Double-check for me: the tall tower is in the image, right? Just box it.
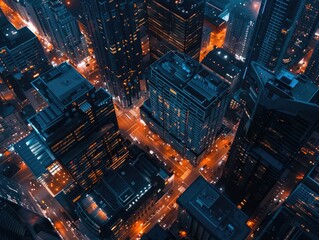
[15,63,129,202]
[283,0,319,67]
[254,164,319,239]
[82,0,143,107]
[42,1,88,65]
[250,0,305,72]
[140,52,230,164]
[148,0,204,62]
[305,41,319,85]
[224,2,258,62]
[220,61,319,215]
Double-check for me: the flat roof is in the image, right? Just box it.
[14,132,55,177]
[32,63,94,107]
[0,15,36,51]
[152,51,230,108]
[252,62,319,103]
[177,176,250,240]
[77,163,152,227]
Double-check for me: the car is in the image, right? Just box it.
[200,164,207,171]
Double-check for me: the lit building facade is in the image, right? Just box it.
[82,0,143,107]
[254,164,319,239]
[148,0,204,61]
[283,0,319,67]
[250,0,305,72]
[305,41,319,85]
[0,11,49,77]
[43,1,88,65]
[177,177,250,240]
[141,52,230,164]
[15,63,129,202]
[224,2,257,62]
[220,62,319,215]
[0,174,60,239]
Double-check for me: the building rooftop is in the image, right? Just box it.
[153,51,230,108]
[202,48,242,82]
[77,163,152,227]
[256,205,319,239]
[141,224,175,240]
[252,62,319,103]
[155,0,205,17]
[177,176,250,240]
[14,132,55,178]
[0,13,36,51]
[32,63,94,107]
[76,152,167,235]
[0,174,31,210]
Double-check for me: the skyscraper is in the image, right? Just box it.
[250,0,305,72]
[141,51,230,164]
[224,2,258,62]
[0,174,60,239]
[177,176,251,240]
[15,63,129,201]
[0,10,49,77]
[220,61,319,215]
[148,0,204,61]
[283,0,319,67]
[305,41,319,85]
[254,164,319,239]
[42,1,88,65]
[82,0,143,107]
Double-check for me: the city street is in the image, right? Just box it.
[116,106,235,239]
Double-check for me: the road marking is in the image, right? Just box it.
[124,113,132,120]
[181,169,191,180]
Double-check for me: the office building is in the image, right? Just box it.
[15,63,129,202]
[141,52,230,164]
[0,10,49,77]
[142,224,176,240]
[305,41,319,85]
[202,48,242,91]
[224,2,257,62]
[283,0,319,67]
[0,174,60,239]
[250,0,305,72]
[254,164,319,239]
[148,0,204,61]
[76,153,166,239]
[82,0,143,107]
[177,176,250,240]
[23,0,48,36]
[0,103,29,151]
[42,1,87,65]
[220,62,319,215]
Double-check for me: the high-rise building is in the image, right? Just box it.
[224,2,258,62]
[250,0,305,72]
[0,103,29,151]
[177,176,251,240]
[0,10,50,77]
[220,61,319,215]
[254,164,319,239]
[76,153,167,239]
[141,51,230,164]
[15,63,129,202]
[23,0,48,36]
[0,174,60,239]
[283,0,319,67]
[148,0,204,61]
[202,48,243,91]
[305,41,319,85]
[42,1,87,65]
[81,0,143,107]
